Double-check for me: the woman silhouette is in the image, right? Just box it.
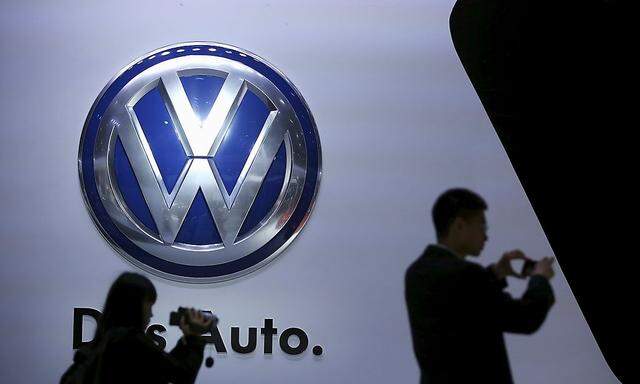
[61,272,211,384]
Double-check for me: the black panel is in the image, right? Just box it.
[450,1,632,382]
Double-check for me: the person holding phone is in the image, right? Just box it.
[405,188,555,384]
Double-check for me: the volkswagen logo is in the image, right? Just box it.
[78,42,321,282]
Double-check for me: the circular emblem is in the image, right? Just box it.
[79,42,321,282]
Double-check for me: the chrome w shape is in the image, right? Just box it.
[116,72,285,246]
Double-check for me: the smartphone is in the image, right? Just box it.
[521,259,536,277]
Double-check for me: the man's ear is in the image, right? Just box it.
[450,217,464,234]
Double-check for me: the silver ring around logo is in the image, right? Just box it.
[78,42,322,283]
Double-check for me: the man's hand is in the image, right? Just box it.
[491,250,528,280]
[179,308,213,337]
[532,257,555,280]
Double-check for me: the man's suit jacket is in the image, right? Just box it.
[405,245,555,384]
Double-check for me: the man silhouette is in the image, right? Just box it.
[405,188,555,383]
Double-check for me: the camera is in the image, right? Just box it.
[169,307,218,334]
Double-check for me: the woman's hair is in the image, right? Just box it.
[93,272,157,343]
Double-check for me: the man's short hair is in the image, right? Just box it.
[432,188,487,240]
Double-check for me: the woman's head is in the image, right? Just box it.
[95,272,157,340]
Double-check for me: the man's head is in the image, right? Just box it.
[432,188,488,257]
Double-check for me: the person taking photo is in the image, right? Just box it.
[405,188,555,384]
[61,272,212,384]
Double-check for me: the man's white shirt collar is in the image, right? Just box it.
[433,243,461,258]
